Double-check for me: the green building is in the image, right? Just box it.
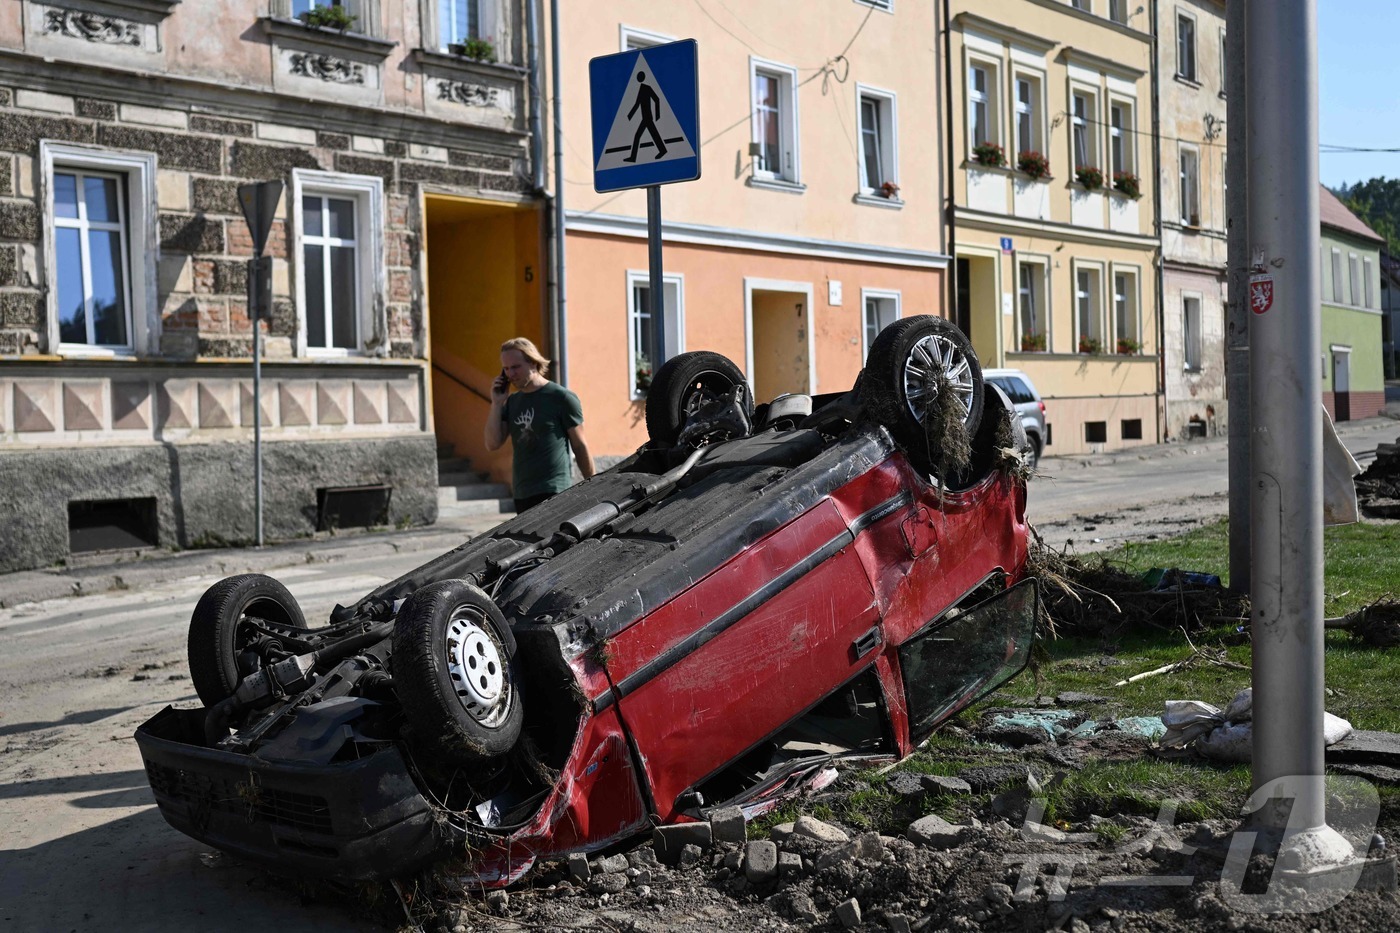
[1319,187,1387,422]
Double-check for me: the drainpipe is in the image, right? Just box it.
[943,0,958,327]
[1149,0,1166,446]
[526,0,544,193]
[548,0,569,386]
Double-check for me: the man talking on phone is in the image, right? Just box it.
[484,337,595,513]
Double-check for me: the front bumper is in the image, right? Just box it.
[135,705,458,881]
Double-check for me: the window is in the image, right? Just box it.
[439,0,479,48]
[862,291,900,360]
[1085,421,1108,444]
[1109,101,1133,176]
[1331,248,1344,303]
[1183,294,1202,371]
[1365,257,1376,308]
[1121,418,1143,440]
[1349,253,1362,307]
[287,0,381,33]
[1075,265,1102,350]
[1179,146,1200,225]
[43,143,156,357]
[1177,12,1197,81]
[1014,75,1043,157]
[1109,0,1130,23]
[292,170,384,356]
[1072,91,1098,173]
[968,60,999,150]
[858,88,897,193]
[1113,269,1139,350]
[621,24,672,51]
[751,60,799,183]
[1219,29,1228,95]
[1017,260,1048,351]
[628,272,683,398]
[1070,0,1090,10]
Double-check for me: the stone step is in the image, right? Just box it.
[437,456,476,474]
[438,483,512,505]
[437,498,515,517]
[438,470,489,486]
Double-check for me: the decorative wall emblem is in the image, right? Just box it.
[44,9,141,45]
[436,80,504,109]
[290,52,365,85]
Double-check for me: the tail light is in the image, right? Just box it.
[1038,400,1046,414]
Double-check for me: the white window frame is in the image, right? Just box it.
[966,53,1002,154]
[1365,256,1376,308]
[418,0,498,53]
[860,288,901,361]
[1331,248,1344,303]
[1070,0,1091,11]
[856,84,898,195]
[1071,87,1099,175]
[626,270,685,400]
[1183,292,1203,372]
[1219,28,1228,96]
[283,0,385,36]
[1013,71,1045,159]
[1349,253,1362,308]
[619,23,673,51]
[1073,261,1105,349]
[749,57,801,186]
[1179,144,1200,226]
[41,142,158,359]
[1108,97,1135,178]
[291,169,385,358]
[1177,9,1198,82]
[1015,255,1050,352]
[1111,264,1141,350]
[1109,0,1130,24]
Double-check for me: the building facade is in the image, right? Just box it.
[947,0,1161,457]
[549,0,949,461]
[0,0,540,572]
[1156,0,1227,441]
[1319,186,1387,422]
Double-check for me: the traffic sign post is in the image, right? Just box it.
[590,39,700,376]
[237,180,284,548]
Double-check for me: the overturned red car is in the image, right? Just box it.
[135,316,1037,886]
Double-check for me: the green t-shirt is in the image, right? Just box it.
[502,382,584,499]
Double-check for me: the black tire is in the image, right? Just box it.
[1027,434,1043,471]
[645,351,753,446]
[861,315,984,473]
[188,573,308,708]
[392,580,523,764]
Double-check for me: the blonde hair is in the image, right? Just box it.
[500,337,551,374]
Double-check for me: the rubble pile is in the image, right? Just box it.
[1357,435,1400,518]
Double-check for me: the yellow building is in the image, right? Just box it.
[550,1,949,462]
[948,0,1160,455]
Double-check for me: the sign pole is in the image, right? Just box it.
[237,181,283,550]
[647,185,666,373]
[252,260,264,547]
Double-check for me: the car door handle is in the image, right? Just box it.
[851,625,882,661]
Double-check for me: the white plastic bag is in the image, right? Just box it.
[1160,688,1353,762]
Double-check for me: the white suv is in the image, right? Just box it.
[984,369,1047,467]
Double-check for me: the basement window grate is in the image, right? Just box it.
[317,485,392,532]
[68,497,158,553]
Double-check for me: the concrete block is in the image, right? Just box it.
[885,771,926,798]
[16,90,73,114]
[778,850,803,879]
[744,840,778,884]
[592,853,628,875]
[816,832,887,871]
[835,898,862,929]
[157,170,190,211]
[352,135,384,154]
[906,814,968,850]
[793,815,849,844]
[258,122,319,145]
[566,851,589,883]
[652,822,712,865]
[409,142,448,162]
[708,805,746,844]
[921,775,973,796]
[770,821,795,846]
[17,155,34,198]
[120,104,187,129]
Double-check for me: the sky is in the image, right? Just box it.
[1319,0,1399,189]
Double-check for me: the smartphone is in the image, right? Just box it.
[495,368,508,393]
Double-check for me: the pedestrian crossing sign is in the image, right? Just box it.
[589,39,700,193]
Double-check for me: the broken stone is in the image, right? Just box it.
[906,814,967,850]
[779,850,803,879]
[793,815,850,844]
[593,853,628,875]
[885,913,912,933]
[884,771,926,798]
[983,882,1015,916]
[745,840,779,884]
[629,868,652,886]
[709,805,747,844]
[567,852,590,883]
[590,873,627,895]
[789,892,820,923]
[770,821,795,845]
[991,786,1033,822]
[628,847,660,869]
[484,890,508,914]
[958,764,1033,793]
[677,843,703,869]
[722,850,743,872]
[920,775,972,796]
[835,897,863,928]
[817,831,888,871]
[653,822,712,865]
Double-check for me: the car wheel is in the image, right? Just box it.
[645,350,753,446]
[392,580,523,764]
[1028,435,1043,470]
[862,315,984,473]
[188,573,308,708]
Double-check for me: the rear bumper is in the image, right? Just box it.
[135,706,457,881]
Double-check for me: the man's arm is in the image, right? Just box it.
[566,425,596,479]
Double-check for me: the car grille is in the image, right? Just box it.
[146,762,333,834]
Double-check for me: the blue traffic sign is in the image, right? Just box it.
[1000,237,1014,254]
[589,39,700,193]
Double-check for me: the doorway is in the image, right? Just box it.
[1332,345,1352,422]
[745,278,815,403]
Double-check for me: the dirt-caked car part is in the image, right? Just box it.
[187,573,309,707]
[645,350,753,446]
[392,580,523,764]
[862,315,984,475]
